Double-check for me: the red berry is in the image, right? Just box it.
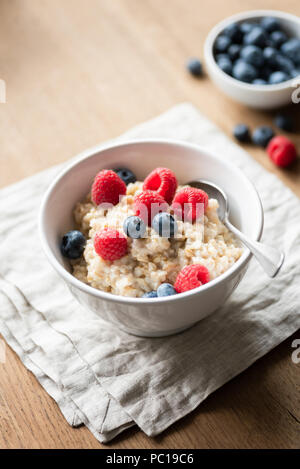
[171,187,208,222]
[134,190,168,225]
[267,136,297,168]
[143,167,177,204]
[94,228,128,261]
[174,264,210,293]
[92,170,126,206]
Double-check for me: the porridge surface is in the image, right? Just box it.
[72,181,243,297]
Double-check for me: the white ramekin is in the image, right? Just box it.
[39,140,263,337]
[204,10,300,109]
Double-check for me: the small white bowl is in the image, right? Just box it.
[204,10,300,109]
[39,140,263,337]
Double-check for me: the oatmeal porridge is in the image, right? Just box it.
[61,166,243,298]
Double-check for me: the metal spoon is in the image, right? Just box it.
[187,179,284,278]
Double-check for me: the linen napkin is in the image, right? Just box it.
[0,103,299,444]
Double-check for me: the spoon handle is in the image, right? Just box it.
[225,218,285,278]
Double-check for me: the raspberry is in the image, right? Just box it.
[171,187,208,222]
[143,168,177,204]
[134,190,168,225]
[94,228,128,261]
[91,170,126,206]
[267,136,297,168]
[174,264,210,293]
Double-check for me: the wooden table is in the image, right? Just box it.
[0,0,299,449]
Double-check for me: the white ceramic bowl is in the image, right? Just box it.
[204,10,300,109]
[39,140,263,337]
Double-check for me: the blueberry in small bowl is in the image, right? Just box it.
[204,10,300,109]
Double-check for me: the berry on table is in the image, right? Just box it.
[174,264,210,293]
[240,45,264,67]
[134,190,168,225]
[142,291,158,298]
[61,230,86,259]
[143,167,177,204]
[114,167,137,185]
[92,169,126,206]
[123,216,146,239]
[94,228,128,261]
[269,71,289,84]
[157,283,177,297]
[274,113,293,132]
[252,126,275,147]
[232,60,258,83]
[267,136,297,168]
[152,212,178,238]
[233,124,250,142]
[186,58,203,77]
[172,187,208,223]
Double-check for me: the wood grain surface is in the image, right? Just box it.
[0,0,299,449]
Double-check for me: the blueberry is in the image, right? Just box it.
[157,283,177,297]
[216,53,229,61]
[243,26,267,47]
[61,230,86,259]
[142,291,158,298]
[263,47,277,66]
[260,66,273,81]
[240,45,264,67]
[269,30,288,48]
[186,58,203,77]
[232,60,258,82]
[252,78,267,85]
[260,16,280,33]
[223,23,243,43]
[252,126,274,147]
[290,69,300,78]
[273,53,295,74]
[269,71,290,84]
[228,44,241,61]
[114,168,137,185]
[214,35,231,53]
[274,113,293,132]
[123,216,146,239]
[240,22,255,35]
[152,212,178,238]
[217,55,232,75]
[281,39,300,65]
[233,124,250,142]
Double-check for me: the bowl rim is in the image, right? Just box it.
[204,9,300,91]
[39,138,264,305]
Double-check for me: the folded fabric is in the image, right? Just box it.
[0,103,299,443]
